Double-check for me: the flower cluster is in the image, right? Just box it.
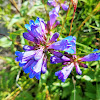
[50,42,100,82]
[15,16,75,80]
[15,0,100,82]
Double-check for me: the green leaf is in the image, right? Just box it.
[0,37,12,47]
[8,14,25,29]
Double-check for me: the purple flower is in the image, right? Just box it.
[49,5,60,28]
[55,63,74,82]
[15,17,76,80]
[61,3,69,11]
[48,0,69,11]
[24,17,47,44]
[48,36,76,54]
[50,38,100,82]
[47,0,58,7]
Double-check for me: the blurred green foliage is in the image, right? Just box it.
[0,0,100,100]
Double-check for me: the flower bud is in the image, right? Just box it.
[71,0,78,10]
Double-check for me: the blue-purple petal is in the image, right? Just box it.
[15,51,21,56]
[25,24,31,30]
[75,62,82,75]
[29,20,34,25]
[23,45,35,51]
[19,62,26,67]
[61,4,69,11]
[61,56,70,61]
[29,71,35,78]
[41,57,47,74]
[81,53,100,62]
[55,63,74,82]
[48,38,71,51]
[23,32,35,42]
[49,32,59,43]
[50,56,63,64]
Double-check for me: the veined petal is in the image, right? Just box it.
[80,53,100,62]
[15,50,35,63]
[29,71,35,78]
[23,59,35,73]
[21,51,36,63]
[48,36,76,54]
[23,32,35,42]
[23,59,37,71]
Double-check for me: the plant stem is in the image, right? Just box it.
[72,76,76,100]
[69,8,76,36]
[60,3,70,35]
